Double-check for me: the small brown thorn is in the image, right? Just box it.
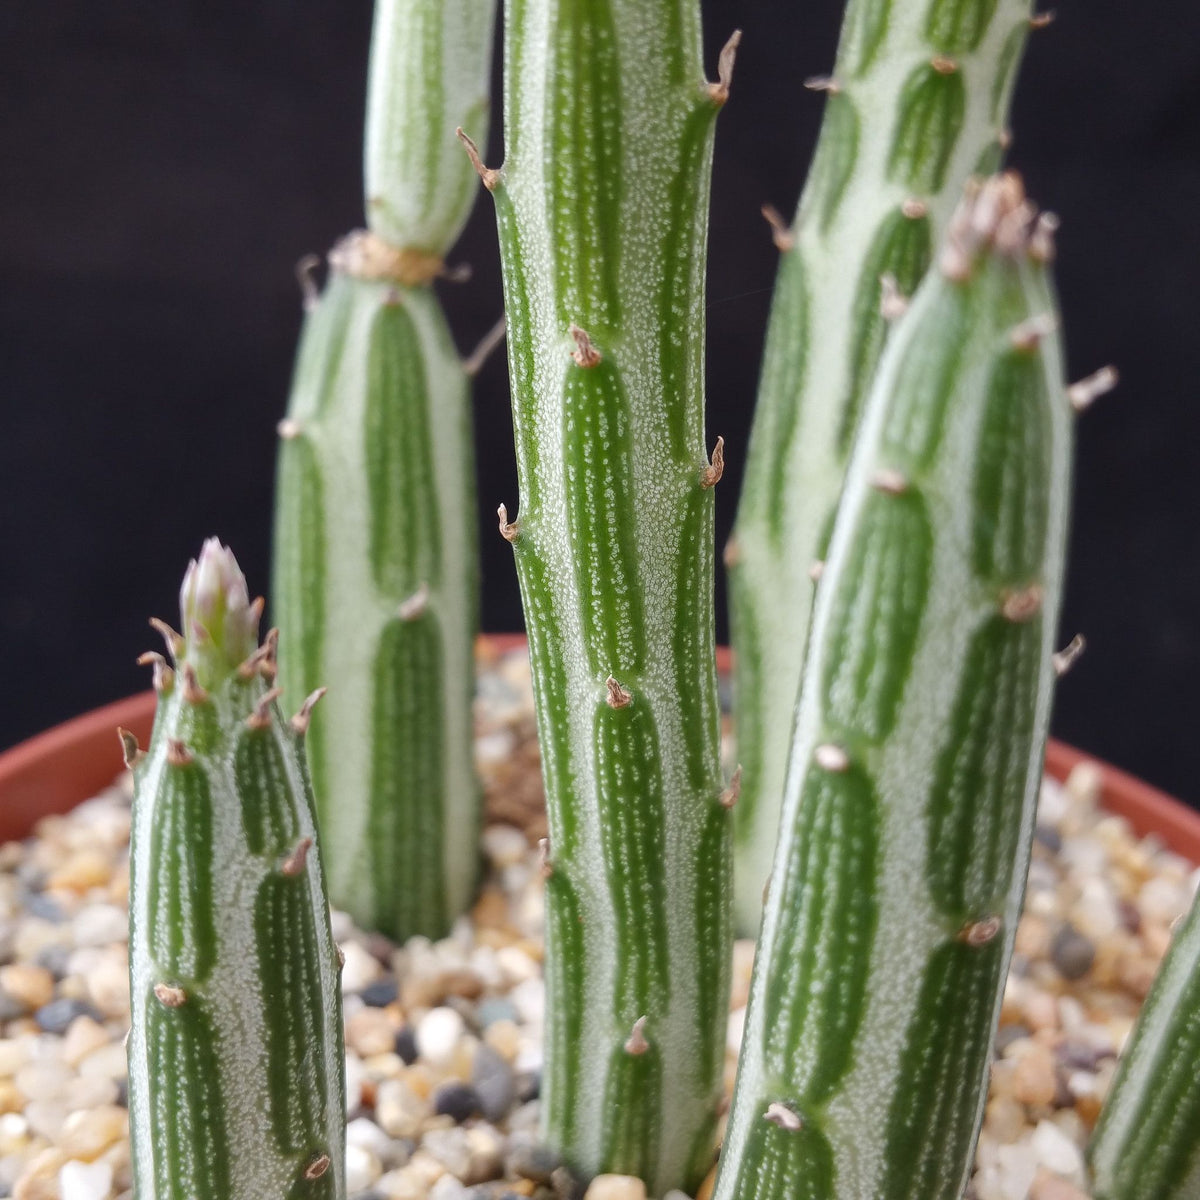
[498,503,519,544]
[247,686,284,730]
[1010,313,1058,352]
[281,837,313,877]
[455,128,499,190]
[870,467,909,496]
[136,650,164,668]
[538,837,553,879]
[1001,584,1044,623]
[117,728,143,769]
[814,743,850,773]
[723,537,742,569]
[1030,211,1059,262]
[249,596,265,633]
[808,559,825,582]
[803,75,840,95]
[708,29,742,104]
[1053,633,1087,677]
[605,677,633,709]
[237,642,273,680]
[290,688,327,735]
[960,915,1002,946]
[719,765,743,810]
[260,628,280,683]
[303,1153,332,1181]
[154,982,187,1008]
[930,54,959,74]
[464,314,508,378]
[761,205,795,252]
[166,739,193,767]
[1030,10,1056,28]
[149,618,184,662]
[764,1102,804,1131]
[624,1016,650,1055]
[397,583,430,622]
[154,661,174,694]
[336,944,346,968]
[879,274,909,322]
[295,253,321,312]
[1067,365,1118,413]
[568,324,602,368]
[700,436,725,488]
[180,663,208,705]
[277,417,303,440]
[901,198,928,220]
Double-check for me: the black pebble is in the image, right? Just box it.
[35,997,102,1035]
[516,1069,540,1103]
[34,944,72,980]
[359,977,399,1007]
[394,1025,419,1064]
[1052,923,1096,981]
[433,1080,482,1122]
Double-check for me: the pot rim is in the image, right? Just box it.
[1,634,1196,861]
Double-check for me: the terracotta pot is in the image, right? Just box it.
[1,639,1197,862]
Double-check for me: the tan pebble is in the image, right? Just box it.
[0,1038,32,1077]
[1117,950,1157,998]
[78,1042,128,1081]
[12,1147,67,1200]
[403,1063,434,1100]
[483,1018,521,1063]
[1016,915,1053,960]
[374,1079,429,1140]
[1012,1046,1058,1107]
[60,1017,111,1069]
[984,1095,1026,1144]
[1075,1092,1103,1128]
[56,977,90,1003]
[1142,920,1174,962]
[471,888,510,931]
[58,1105,127,1161]
[585,1175,647,1200]
[84,953,130,1019]
[0,965,54,1012]
[405,1150,445,1186]
[1023,990,1060,1033]
[730,939,756,1010]
[107,864,129,905]
[452,1035,479,1079]
[495,946,539,985]
[0,1080,23,1115]
[464,1126,503,1183]
[47,850,112,892]
[1029,1168,1090,1199]
[346,1008,398,1058]
[514,938,543,963]
[374,1167,425,1200]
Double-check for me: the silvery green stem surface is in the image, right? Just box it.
[729,0,1035,935]
[482,3,733,1192]
[128,540,345,1200]
[715,176,1072,1200]
[1089,887,1200,1199]
[272,0,494,939]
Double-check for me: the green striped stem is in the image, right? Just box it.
[714,175,1073,1200]
[127,541,345,1200]
[728,0,1039,935]
[467,3,736,1192]
[272,0,495,939]
[1089,885,1200,1198]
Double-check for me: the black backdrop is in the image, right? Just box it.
[3,1,1199,806]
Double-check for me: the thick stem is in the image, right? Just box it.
[487,2,732,1192]
[729,0,1036,935]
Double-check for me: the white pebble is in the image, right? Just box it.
[16,1061,73,1101]
[346,1144,382,1193]
[59,1158,114,1200]
[339,943,383,994]
[586,1175,648,1200]
[430,1175,469,1200]
[416,1007,466,1067]
[72,905,128,948]
[495,946,539,985]
[481,823,526,866]
[344,1053,366,1113]
[347,1117,396,1161]
[508,979,544,1027]
[1031,1120,1086,1183]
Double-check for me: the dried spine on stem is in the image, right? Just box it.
[471,4,738,1193]
[728,0,1041,934]
[272,0,497,938]
[127,540,345,1200]
[715,175,1074,1199]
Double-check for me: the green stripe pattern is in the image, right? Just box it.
[272,0,495,939]
[1089,884,1200,1198]
[728,0,1036,935]
[487,0,731,1191]
[129,543,345,1200]
[714,176,1073,1200]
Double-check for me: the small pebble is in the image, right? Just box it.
[417,1008,467,1068]
[59,1158,114,1200]
[508,1140,561,1184]
[585,1175,646,1200]
[361,977,400,1008]
[36,998,101,1036]
[394,1027,419,1066]
[472,1044,516,1121]
[1051,925,1095,981]
[0,965,54,1012]
[434,1082,482,1123]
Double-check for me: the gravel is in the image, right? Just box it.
[0,644,1193,1200]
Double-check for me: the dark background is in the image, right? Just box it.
[3,2,1198,805]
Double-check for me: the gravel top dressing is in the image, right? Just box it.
[0,644,1194,1200]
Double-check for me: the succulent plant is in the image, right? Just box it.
[125,539,345,1200]
[726,0,1043,934]
[272,0,496,939]
[460,2,739,1192]
[1088,882,1200,1199]
[714,174,1074,1200]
